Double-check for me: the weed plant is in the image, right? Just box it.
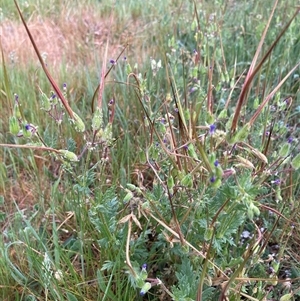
[0,0,300,300]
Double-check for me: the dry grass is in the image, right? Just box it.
[0,5,152,69]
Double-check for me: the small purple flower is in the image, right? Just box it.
[160,118,166,124]
[174,108,179,113]
[210,175,216,183]
[123,56,127,61]
[287,137,293,144]
[209,124,216,135]
[108,99,114,106]
[109,59,116,65]
[14,94,19,102]
[51,93,56,99]
[214,160,219,167]
[25,124,30,131]
[183,144,189,151]
[63,83,67,90]
[142,263,147,271]
[272,179,281,185]
[189,87,197,94]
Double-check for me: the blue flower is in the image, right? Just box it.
[214,160,219,167]
[189,87,197,94]
[210,175,216,183]
[272,179,281,185]
[209,124,216,135]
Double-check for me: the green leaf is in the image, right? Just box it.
[66,292,79,301]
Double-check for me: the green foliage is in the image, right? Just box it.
[0,0,300,300]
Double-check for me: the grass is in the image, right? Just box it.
[0,0,300,300]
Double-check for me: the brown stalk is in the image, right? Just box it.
[230,0,279,132]
[14,0,74,119]
[0,143,61,154]
[230,1,299,132]
[248,62,300,126]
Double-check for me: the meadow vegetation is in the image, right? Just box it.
[0,0,300,300]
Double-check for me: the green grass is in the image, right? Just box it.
[1,0,300,300]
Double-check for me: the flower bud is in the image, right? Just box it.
[23,124,33,138]
[140,265,148,280]
[247,206,254,220]
[217,109,227,119]
[230,123,251,143]
[215,166,223,179]
[126,63,132,75]
[9,116,20,136]
[140,282,151,296]
[279,143,290,157]
[291,153,300,170]
[123,191,133,203]
[204,226,214,241]
[92,107,103,131]
[103,123,112,143]
[58,150,79,162]
[14,103,22,119]
[126,184,138,191]
[280,293,293,301]
[181,173,193,188]
[187,144,198,160]
[70,112,85,132]
[40,91,51,111]
[167,176,175,191]
[211,178,221,189]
